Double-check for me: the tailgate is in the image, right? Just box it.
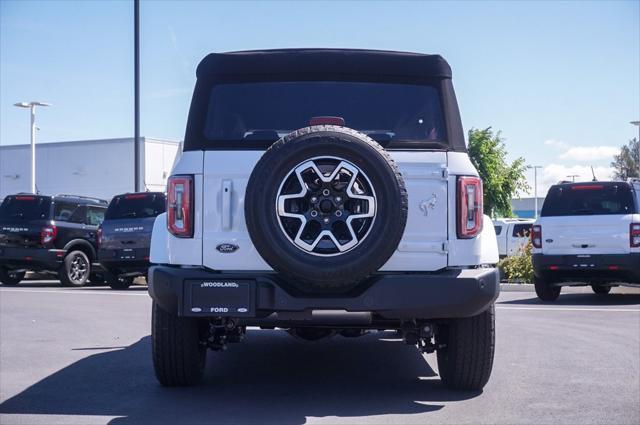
[100,217,155,251]
[0,221,45,248]
[201,151,449,271]
[540,215,633,255]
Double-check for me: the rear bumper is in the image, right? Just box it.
[99,248,150,275]
[0,246,65,271]
[533,253,640,283]
[148,266,500,321]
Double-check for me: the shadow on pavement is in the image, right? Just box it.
[499,292,640,306]
[0,330,481,424]
[1,281,148,291]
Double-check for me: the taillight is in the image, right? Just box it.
[167,175,194,238]
[97,227,103,248]
[631,223,640,248]
[457,176,483,239]
[40,225,57,245]
[531,225,542,248]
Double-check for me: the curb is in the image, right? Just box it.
[500,283,534,292]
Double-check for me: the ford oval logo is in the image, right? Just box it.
[216,243,239,253]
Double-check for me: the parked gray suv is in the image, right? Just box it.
[98,192,165,289]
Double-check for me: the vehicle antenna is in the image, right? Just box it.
[591,166,598,182]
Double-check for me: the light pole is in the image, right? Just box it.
[530,165,543,219]
[13,101,51,193]
[631,121,640,140]
[134,0,140,192]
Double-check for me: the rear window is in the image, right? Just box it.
[512,224,532,237]
[494,225,503,235]
[203,81,446,149]
[105,193,166,220]
[0,196,51,221]
[541,184,636,217]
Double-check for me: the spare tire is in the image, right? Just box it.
[245,125,407,293]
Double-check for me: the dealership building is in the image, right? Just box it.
[0,137,180,202]
[511,197,546,218]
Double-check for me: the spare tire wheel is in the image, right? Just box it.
[245,125,408,292]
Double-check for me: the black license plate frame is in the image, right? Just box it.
[184,279,255,317]
[118,249,136,260]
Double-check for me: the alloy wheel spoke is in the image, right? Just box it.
[276,157,377,256]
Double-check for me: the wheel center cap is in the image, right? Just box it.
[319,199,333,213]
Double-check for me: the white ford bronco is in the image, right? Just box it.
[149,49,500,390]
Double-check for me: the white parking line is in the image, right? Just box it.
[496,305,640,312]
[0,288,148,297]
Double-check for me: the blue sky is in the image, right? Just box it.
[1,0,639,195]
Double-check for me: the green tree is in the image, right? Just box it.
[467,127,529,217]
[611,138,639,180]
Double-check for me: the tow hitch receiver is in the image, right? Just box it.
[402,322,444,354]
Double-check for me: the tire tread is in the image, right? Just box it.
[152,302,206,386]
[437,305,495,390]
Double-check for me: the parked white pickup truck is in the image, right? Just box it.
[493,218,535,258]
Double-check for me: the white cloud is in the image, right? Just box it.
[544,139,568,149]
[518,164,615,198]
[558,146,619,162]
[540,139,619,163]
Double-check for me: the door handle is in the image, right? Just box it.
[222,180,233,230]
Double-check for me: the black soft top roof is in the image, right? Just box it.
[196,49,452,80]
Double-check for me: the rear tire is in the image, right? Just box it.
[534,276,560,301]
[152,302,207,386]
[0,267,25,286]
[436,305,495,391]
[104,270,134,290]
[58,250,91,287]
[109,276,133,290]
[591,285,611,295]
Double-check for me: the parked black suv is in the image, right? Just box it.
[98,192,165,289]
[0,193,108,286]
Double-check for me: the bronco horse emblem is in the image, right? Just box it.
[419,193,438,216]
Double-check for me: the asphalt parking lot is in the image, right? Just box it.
[0,282,638,425]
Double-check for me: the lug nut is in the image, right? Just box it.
[310,210,318,217]
[322,189,330,196]
[335,210,343,217]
